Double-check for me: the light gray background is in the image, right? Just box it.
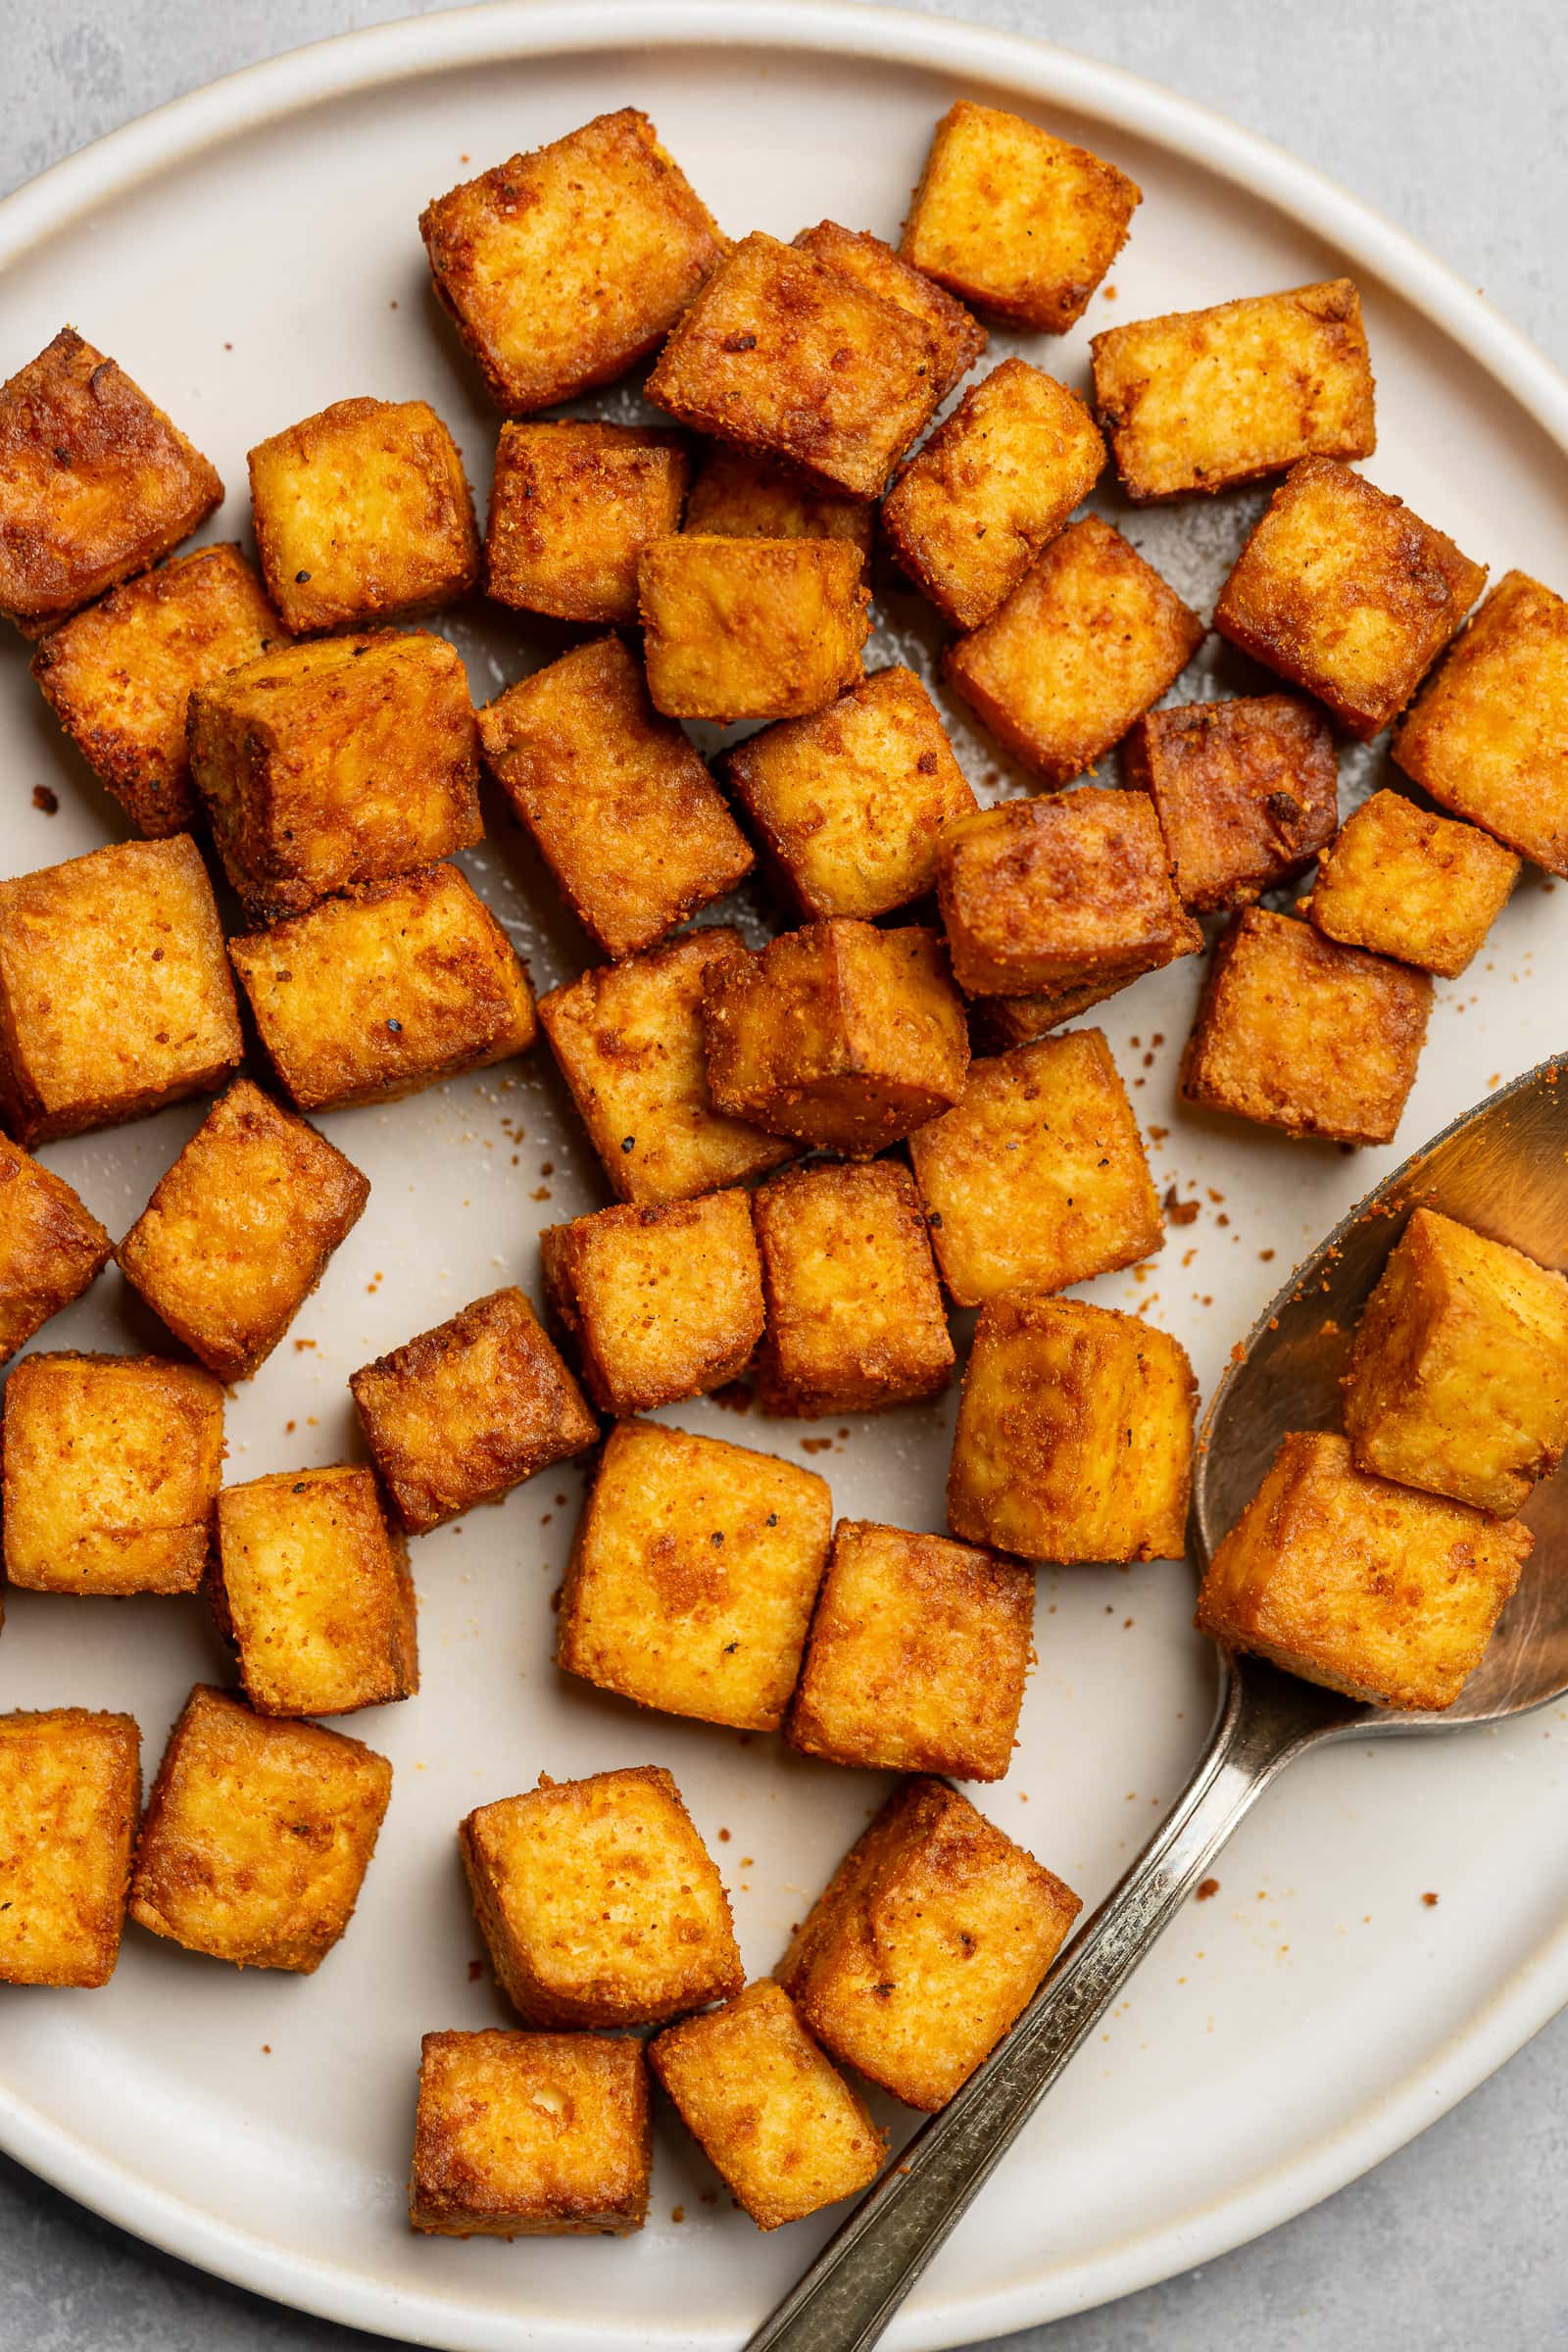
[2,1,1566,2346]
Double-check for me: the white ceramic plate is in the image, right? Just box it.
[2,6,1567,2347]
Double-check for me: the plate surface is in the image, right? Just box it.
[2,6,1567,2348]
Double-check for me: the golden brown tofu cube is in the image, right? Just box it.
[228,863,536,1112]
[787,1520,1032,1779]
[908,1030,1160,1308]
[945,517,1203,788]
[1091,280,1376,503]
[1194,1431,1531,1711]
[967,973,1133,1052]
[1304,789,1519,976]
[213,1465,417,1718]
[883,359,1106,629]
[485,421,690,624]
[0,327,222,637]
[683,445,874,564]
[128,1685,391,1970]
[541,1190,763,1417]
[349,1286,597,1536]
[0,1138,111,1364]
[29,544,282,836]
[410,2030,651,2238]
[1123,694,1339,913]
[478,636,752,959]
[187,629,481,920]
[649,1980,885,2230]
[1179,907,1431,1147]
[0,833,241,1147]
[778,1777,1081,2110]
[639,534,869,724]
[461,1764,743,2026]
[901,102,1139,335]
[0,1709,140,1986]
[1214,458,1486,739]
[1393,570,1568,874]
[793,220,986,399]
[538,930,797,1206]
[751,1160,954,1417]
[1343,1207,1568,1517]
[557,1419,832,1732]
[117,1079,370,1381]
[948,1296,1195,1563]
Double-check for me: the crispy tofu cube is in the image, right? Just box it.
[484,421,690,624]
[1344,1207,1568,1517]
[410,2030,651,2238]
[29,544,281,837]
[0,833,241,1147]
[541,1190,762,1417]
[1214,458,1487,738]
[945,517,1203,787]
[778,1777,1081,2110]
[793,220,986,398]
[908,1030,1160,1307]
[0,1139,111,1364]
[228,863,535,1112]
[900,102,1139,335]
[1393,570,1568,874]
[0,327,222,637]
[538,930,797,1206]
[1304,789,1519,976]
[751,1160,954,1417]
[1123,694,1339,913]
[703,921,968,1155]
[968,973,1132,1052]
[128,1685,391,1970]
[683,445,874,563]
[883,359,1106,628]
[461,1765,743,2026]
[248,396,477,632]
[948,1296,1196,1562]
[0,1709,140,1986]
[649,1980,885,2230]
[787,1520,1032,1778]
[1091,279,1376,502]
[1179,907,1431,1146]
[213,1465,417,1718]
[117,1079,370,1381]
[478,637,752,959]
[557,1419,832,1732]
[350,1287,597,1535]
[187,629,481,920]
[639,534,869,723]
[1194,1431,1531,1710]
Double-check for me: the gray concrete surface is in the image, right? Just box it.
[2,1,1566,2345]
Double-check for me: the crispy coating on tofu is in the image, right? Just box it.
[0,1709,140,1987]
[639,534,869,723]
[186,629,481,920]
[0,1138,111,1363]
[1344,1207,1568,1518]
[229,863,536,1112]
[1393,570,1568,874]
[967,971,1134,1052]
[1122,694,1339,913]
[0,834,241,1146]
[411,2030,651,2238]
[461,1765,743,2027]
[128,1685,391,1970]
[419,109,725,416]
[945,517,1203,787]
[1214,458,1486,738]
[117,1079,370,1381]
[557,1419,832,1732]
[650,1980,886,2230]
[1179,907,1431,1147]
[478,637,752,958]
[213,1465,417,1718]
[349,1287,597,1535]
[900,101,1140,335]
[1304,788,1518,976]
[0,327,222,637]
[485,421,691,624]
[1194,1431,1531,1711]
[778,1777,1081,2110]
[787,1520,1032,1778]
[793,220,986,399]
[883,359,1106,629]
[751,1159,954,1417]
[1091,279,1376,502]
[908,1030,1160,1307]
[683,446,874,562]
[541,1190,764,1417]
[538,931,797,1205]
[948,1296,1196,1563]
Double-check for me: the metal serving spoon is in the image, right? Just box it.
[747,1051,1568,2352]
